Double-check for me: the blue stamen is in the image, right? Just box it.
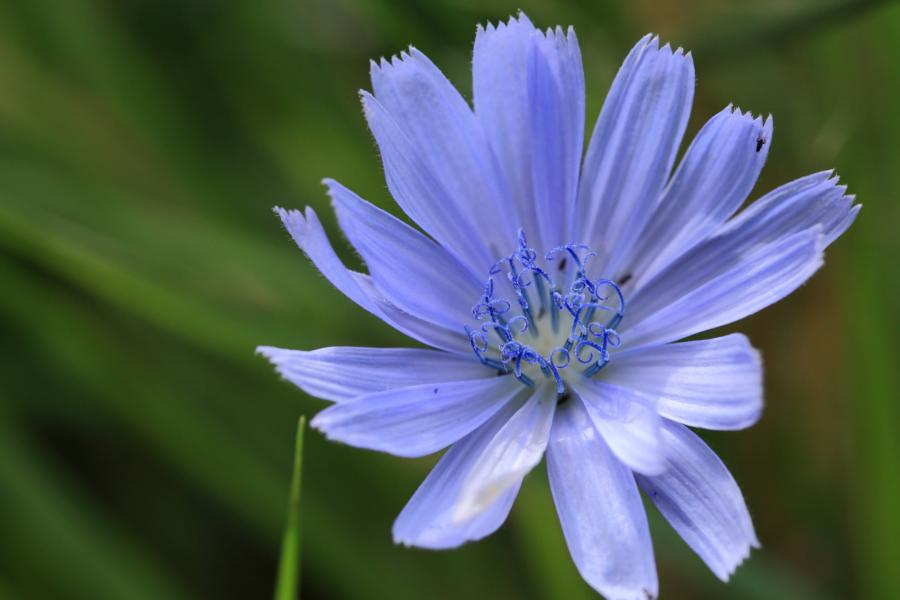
[464,230,626,396]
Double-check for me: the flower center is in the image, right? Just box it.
[465,230,625,397]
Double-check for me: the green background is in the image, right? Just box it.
[1,0,898,598]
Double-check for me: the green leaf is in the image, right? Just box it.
[274,416,306,600]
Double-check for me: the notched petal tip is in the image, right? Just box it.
[371,50,415,77]
[273,205,304,228]
[256,345,308,361]
[321,178,346,205]
[477,11,534,40]
[255,346,305,385]
[255,344,279,359]
[358,89,379,116]
[716,540,759,582]
[505,10,534,31]
[720,103,760,122]
[369,57,392,79]
[535,23,578,48]
[308,408,332,432]
[644,35,694,69]
[514,8,531,21]
[255,345,288,369]
[391,533,413,548]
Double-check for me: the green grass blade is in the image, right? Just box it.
[274,416,306,600]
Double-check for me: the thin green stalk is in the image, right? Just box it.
[274,416,306,600]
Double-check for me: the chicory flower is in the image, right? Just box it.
[259,13,858,599]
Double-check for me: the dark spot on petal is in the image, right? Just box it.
[556,392,570,406]
[618,273,632,285]
[756,136,766,152]
[433,387,438,394]
[558,257,567,271]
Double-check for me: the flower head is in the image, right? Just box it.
[259,13,859,599]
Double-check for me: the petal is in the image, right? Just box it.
[528,27,585,250]
[626,106,774,288]
[472,15,538,238]
[256,346,489,403]
[570,379,665,475]
[547,397,658,600]
[625,172,859,346]
[636,421,759,582]
[623,226,825,348]
[453,383,556,522]
[274,206,469,354]
[718,170,860,248]
[606,334,763,430]
[576,35,694,280]
[473,15,585,250]
[327,179,481,330]
[276,206,380,315]
[392,400,524,549]
[310,376,523,457]
[366,49,516,272]
[350,272,472,354]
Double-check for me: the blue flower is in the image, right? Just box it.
[258,13,859,599]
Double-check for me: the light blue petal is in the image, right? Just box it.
[349,272,472,354]
[365,49,517,272]
[624,170,858,347]
[256,346,489,403]
[626,106,774,288]
[607,335,763,430]
[473,14,585,250]
[547,397,658,600]
[622,171,860,347]
[718,170,860,248]
[310,376,523,458]
[274,206,470,353]
[472,15,539,241]
[326,179,481,330]
[392,400,524,549]
[453,383,556,522]
[623,226,825,348]
[528,27,585,250]
[360,92,490,272]
[570,379,665,475]
[636,421,759,582]
[275,206,380,314]
[576,35,694,280]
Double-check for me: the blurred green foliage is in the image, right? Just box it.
[0,0,897,598]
